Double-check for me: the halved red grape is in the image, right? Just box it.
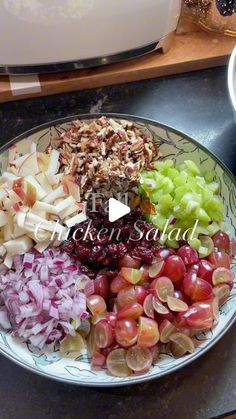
[159,319,177,343]
[208,250,231,269]
[87,326,99,357]
[212,231,230,253]
[105,312,117,328]
[152,276,174,303]
[110,275,129,293]
[212,267,235,286]
[167,296,188,312]
[137,317,159,347]
[199,235,214,257]
[106,348,132,377]
[91,351,106,368]
[185,302,214,329]
[140,265,150,282]
[117,302,143,320]
[177,245,199,265]
[134,285,149,304]
[143,294,154,319]
[174,290,189,304]
[117,286,136,307]
[87,295,107,315]
[115,319,138,347]
[169,333,195,357]
[126,345,153,372]
[183,275,213,301]
[94,321,115,348]
[153,297,170,315]
[148,261,165,279]
[119,255,140,269]
[197,260,214,283]
[164,255,186,282]
[94,275,110,299]
[213,284,231,306]
[153,248,176,260]
[121,267,143,284]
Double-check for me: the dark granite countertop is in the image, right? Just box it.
[0,67,236,419]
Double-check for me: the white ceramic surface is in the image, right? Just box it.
[0,0,181,65]
[0,114,235,387]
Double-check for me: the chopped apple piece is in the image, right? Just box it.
[34,239,51,253]
[59,203,78,219]
[3,197,11,210]
[16,212,27,228]
[0,245,6,257]
[46,149,60,175]
[3,217,14,241]
[2,172,20,188]
[12,178,26,201]
[42,185,66,204]
[24,182,37,208]
[10,154,30,168]
[37,152,50,172]
[27,229,51,242]
[8,190,22,204]
[12,203,21,213]
[62,175,80,202]
[18,153,39,176]
[24,175,47,200]
[45,173,59,186]
[13,224,27,239]
[0,190,7,202]
[4,253,13,269]
[4,235,33,256]
[54,196,75,214]
[35,172,53,193]
[0,210,8,227]
[32,201,58,215]
[65,213,87,228]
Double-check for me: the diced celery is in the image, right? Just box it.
[207,222,220,236]
[207,182,220,194]
[195,207,211,223]
[165,238,179,249]
[140,159,225,248]
[158,194,173,213]
[188,238,201,250]
[167,168,179,180]
[184,160,200,176]
[186,201,200,214]
[199,246,210,257]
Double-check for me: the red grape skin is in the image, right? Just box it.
[177,246,199,265]
[208,250,231,269]
[164,255,186,282]
[197,260,214,283]
[212,231,230,253]
[115,319,138,348]
[183,274,213,301]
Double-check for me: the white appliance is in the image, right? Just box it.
[0,0,181,74]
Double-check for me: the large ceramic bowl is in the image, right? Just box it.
[0,114,236,387]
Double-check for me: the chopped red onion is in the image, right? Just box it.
[0,249,90,349]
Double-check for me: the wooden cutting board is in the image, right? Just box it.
[0,14,235,103]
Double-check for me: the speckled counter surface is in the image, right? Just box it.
[0,67,236,419]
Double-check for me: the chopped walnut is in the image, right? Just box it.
[50,117,160,200]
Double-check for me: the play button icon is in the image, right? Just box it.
[108,198,131,222]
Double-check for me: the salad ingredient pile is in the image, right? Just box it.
[0,117,235,379]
